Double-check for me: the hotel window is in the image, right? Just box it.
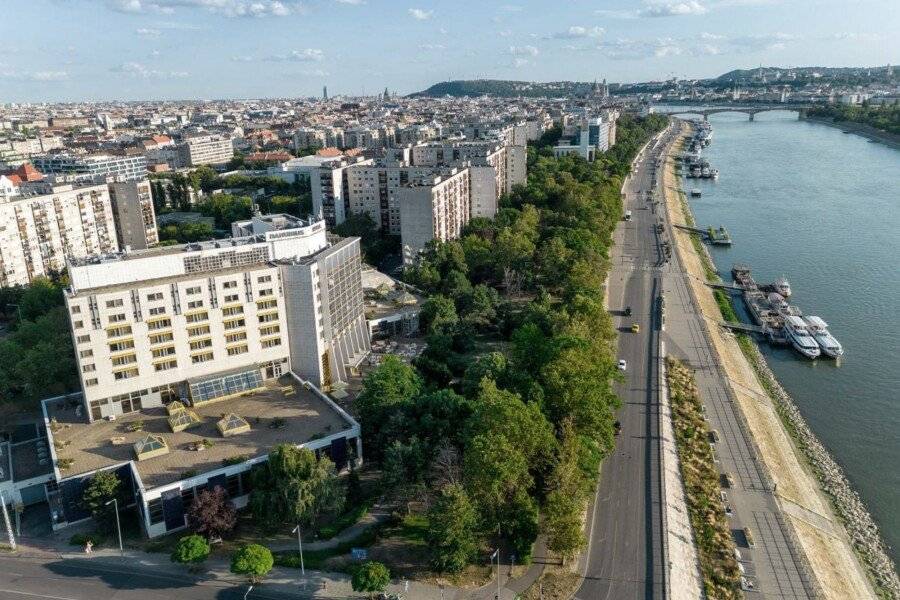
[109,313,127,323]
[107,325,132,338]
[259,325,280,336]
[256,299,277,310]
[109,340,135,353]
[70,305,81,314]
[147,318,172,330]
[185,312,208,323]
[73,320,84,329]
[258,313,278,323]
[85,378,98,387]
[149,332,174,345]
[154,359,178,372]
[191,352,214,364]
[189,338,212,351]
[77,334,91,344]
[146,292,164,301]
[261,338,282,348]
[112,353,137,366]
[258,288,273,297]
[79,349,93,358]
[223,280,237,289]
[114,368,139,380]
[149,306,166,316]
[224,318,245,330]
[187,325,211,337]
[105,299,124,308]
[186,286,201,295]
[187,300,204,309]
[152,346,176,358]
[82,364,96,373]
[147,499,164,525]
[224,294,239,303]
[222,306,244,317]
[258,275,272,283]
[225,332,247,344]
[227,344,249,356]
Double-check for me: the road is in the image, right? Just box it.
[575,126,677,600]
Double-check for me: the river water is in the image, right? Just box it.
[664,108,900,565]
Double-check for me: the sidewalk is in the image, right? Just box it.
[9,530,550,600]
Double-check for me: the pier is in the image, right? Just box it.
[674,223,733,245]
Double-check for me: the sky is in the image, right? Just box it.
[1,0,898,102]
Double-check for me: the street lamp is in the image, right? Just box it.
[104,498,124,558]
[291,524,305,576]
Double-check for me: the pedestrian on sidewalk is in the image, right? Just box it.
[84,540,93,555]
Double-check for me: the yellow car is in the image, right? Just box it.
[631,323,640,333]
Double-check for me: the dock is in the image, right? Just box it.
[718,321,765,334]
[674,223,733,245]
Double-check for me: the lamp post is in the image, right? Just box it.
[104,498,123,558]
[0,490,15,551]
[291,524,305,576]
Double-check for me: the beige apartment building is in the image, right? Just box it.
[398,168,470,264]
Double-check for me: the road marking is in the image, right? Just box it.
[0,590,80,600]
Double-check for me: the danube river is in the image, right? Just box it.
[669,108,900,565]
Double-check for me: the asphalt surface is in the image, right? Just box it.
[575,127,676,600]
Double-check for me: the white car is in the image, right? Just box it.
[618,359,627,371]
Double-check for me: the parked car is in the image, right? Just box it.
[631,323,640,333]
[618,359,627,371]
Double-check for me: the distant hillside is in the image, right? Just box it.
[411,79,596,98]
[715,66,893,84]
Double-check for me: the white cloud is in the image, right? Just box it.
[111,62,188,78]
[498,29,512,37]
[408,8,433,20]
[509,45,539,57]
[549,26,604,40]
[513,57,530,68]
[594,8,638,18]
[640,0,707,17]
[334,0,364,4]
[266,48,325,62]
[829,32,882,42]
[418,43,445,51]
[136,27,162,37]
[106,0,302,17]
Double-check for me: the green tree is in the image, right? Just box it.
[461,352,508,398]
[458,284,500,330]
[543,489,584,563]
[248,445,342,530]
[17,276,63,322]
[354,356,422,459]
[81,470,121,532]
[419,294,458,335]
[351,561,391,599]
[171,534,210,565]
[426,483,479,573]
[230,544,274,584]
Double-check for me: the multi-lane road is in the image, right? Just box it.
[576,125,678,600]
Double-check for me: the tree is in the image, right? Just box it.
[18,277,63,322]
[427,484,479,573]
[171,534,210,565]
[354,356,421,459]
[230,544,274,584]
[419,295,458,336]
[458,285,500,330]
[351,561,390,599]
[248,445,342,530]
[461,352,508,398]
[188,486,237,539]
[81,470,121,532]
[543,489,584,563]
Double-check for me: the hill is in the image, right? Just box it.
[411,79,595,98]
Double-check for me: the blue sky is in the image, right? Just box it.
[1,0,898,102]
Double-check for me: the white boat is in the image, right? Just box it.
[783,315,821,359]
[774,276,791,298]
[804,316,844,358]
[711,169,720,180]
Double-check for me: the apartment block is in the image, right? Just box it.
[108,180,159,251]
[175,135,234,167]
[398,168,470,264]
[310,157,370,228]
[32,153,148,183]
[65,214,368,423]
[0,183,118,287]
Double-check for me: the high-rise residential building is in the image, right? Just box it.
[310,156,370,228]
[64,214,368,423]
[175,135,234,167]
[108,180,159,251]
[32,153,148,183]
[398,168,471,264]
[0,183,119,287]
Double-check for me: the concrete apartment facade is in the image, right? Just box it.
[398,168,470,264]
[0,183,119,287]
[108,180,159,251]
[176,135,234,167]
[32,153,148,183]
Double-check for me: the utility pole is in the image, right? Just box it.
[0,490,15,551]
[491,548,501,600]
[291,524,305,575]
[105,498,123,558]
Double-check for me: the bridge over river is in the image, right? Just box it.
[656,104,814,121]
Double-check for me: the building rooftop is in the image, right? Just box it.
[45,378,352,489]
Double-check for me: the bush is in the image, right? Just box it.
[170,534,210,565]
[230,544,274,584]
[351,561,391,598]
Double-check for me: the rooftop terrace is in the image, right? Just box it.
[46,378,352,489]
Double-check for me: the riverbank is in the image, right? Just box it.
[661,122,885,599]
[805,115,900,150]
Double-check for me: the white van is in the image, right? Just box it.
[624,210,632,221]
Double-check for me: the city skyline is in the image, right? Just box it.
[2,0,898,102]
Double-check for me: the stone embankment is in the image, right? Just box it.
[743,344,900,599]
